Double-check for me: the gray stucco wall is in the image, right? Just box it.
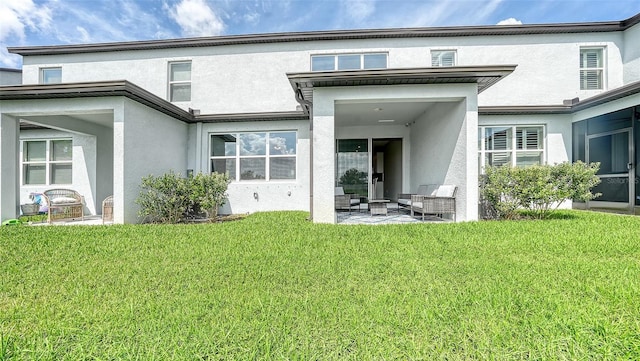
[0,69,21,85]
[119,98,189,223]
[623,22,640,84]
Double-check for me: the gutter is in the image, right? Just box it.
[7,13,639,56]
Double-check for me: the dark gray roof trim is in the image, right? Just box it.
[0,68,22,73]
[572,80,640,112]
[0,80,194,122]
[479,80,640,115]
[196,111,307,123]
[479,105,572,115]
[8,13,640,56]
[288,66,517,111]
[0,81,307,123]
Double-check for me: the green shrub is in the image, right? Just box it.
[187,172,230,218]
[481,161,601,220]
[137,171,229,223]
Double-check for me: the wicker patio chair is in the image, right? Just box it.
[410,185,457,221]
[102,195,113,223]
[397,184,437,212]
[335,187,361,214]
[43,189,84,224]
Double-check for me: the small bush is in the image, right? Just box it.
[187,172,230,218]
[137,171,229,223]
[481,161,601,220]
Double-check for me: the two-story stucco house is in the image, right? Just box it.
[1,12,639,224]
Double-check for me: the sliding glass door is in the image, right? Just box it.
[336,139,369,198]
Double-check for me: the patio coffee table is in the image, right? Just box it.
[369,199,390,216]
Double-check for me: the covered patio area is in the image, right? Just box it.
[288,65,516,224]
[0,81,191,224]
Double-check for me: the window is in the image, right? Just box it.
[311,53,387,71]
[478,126,544,171]
[168,61,191,102]
[580,47,604,90]
[22,139,72,185]
[431,50,456,67]
[40,67,62,84]
[210,132,297,181]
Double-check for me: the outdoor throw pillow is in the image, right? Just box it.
[51,196,78,204]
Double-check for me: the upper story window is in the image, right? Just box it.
[168,61,191,102]
[311,53,387,71]
[431,50,456,67]
[210,131,297,181]
[580,47,605,90]
[40,67,61,84]
[22,139,72,185]
[478,126,545,171]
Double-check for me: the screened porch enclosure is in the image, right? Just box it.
[572,106,640,211]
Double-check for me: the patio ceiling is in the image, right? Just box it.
[287,65,517,113]
[335,100,440,127]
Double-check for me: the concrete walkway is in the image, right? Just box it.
[28,215,109,226]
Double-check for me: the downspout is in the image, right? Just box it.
[295,88,313,220]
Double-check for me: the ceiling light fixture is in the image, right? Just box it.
[373,107,383,112]
[378,119,395,123]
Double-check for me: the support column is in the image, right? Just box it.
[312,89,336,223]
[112,106,126,224]
[0,115,20,222]
[464,94,480,222]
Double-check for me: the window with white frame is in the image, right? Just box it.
[431,50,456,67]
[210,132,297,181]
[22,139,72,185]
[311,53,387,71]
[168,61,191,102]
[478,126,544,170]
[40,67,62,84]
[580,47,605,90]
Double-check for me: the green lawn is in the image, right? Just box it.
[1,211,640,360]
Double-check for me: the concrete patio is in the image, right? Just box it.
[336,203,451,225]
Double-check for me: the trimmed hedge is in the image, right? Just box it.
[481,161,601,219]
[136,171,229,223]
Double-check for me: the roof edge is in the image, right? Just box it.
[0,67,22,73]
[480,80,640,115]
[0,81,193,123]
[572,80,640,112]
[0,81,309,123]
[8,13,640,56]
[195,111,308,122]
[479,105,572,115]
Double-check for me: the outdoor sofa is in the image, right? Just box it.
[398,184,457,221]
[43,188,84,224]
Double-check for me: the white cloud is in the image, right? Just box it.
[497,17,523,25]
[0,0,52,42]
[243,12,260,25]
[0,49,21,68]
[343,0,375,23]
[76,26,91,43]
[168,0,225,37]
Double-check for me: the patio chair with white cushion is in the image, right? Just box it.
[397,184,437,212]
[43,188,84,224]
[410,185,457,221]
[335,187,361,213]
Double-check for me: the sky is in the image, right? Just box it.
[1,0,640,68]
